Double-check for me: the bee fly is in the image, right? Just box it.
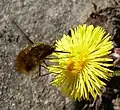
[12,21,69,76]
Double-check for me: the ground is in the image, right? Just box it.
[0,0,120,110]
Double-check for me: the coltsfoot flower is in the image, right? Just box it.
[48,24,113,100]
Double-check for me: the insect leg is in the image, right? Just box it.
[38,63,41,76]
[39,63,63,77]
[41,64,49,70]
[43,60,48,66]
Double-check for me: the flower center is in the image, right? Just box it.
[65,59,86,78]
[67,60,74,71]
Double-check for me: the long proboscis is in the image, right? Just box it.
[54,50,70,53]
[11,20,34,44]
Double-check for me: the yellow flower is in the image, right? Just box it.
[48,24,113,100]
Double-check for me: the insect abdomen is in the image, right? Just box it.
[16,48,38,74]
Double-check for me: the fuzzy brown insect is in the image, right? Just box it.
[16,42,56,75]
[12,21,68,76]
